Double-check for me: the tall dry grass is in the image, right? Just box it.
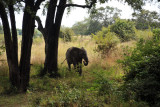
[0,34,139,76]
[31,36,124,69]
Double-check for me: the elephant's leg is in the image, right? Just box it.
[73,63,77,70]
[78,63,82,75]
[73,59,78,70]
[67,61,71,71]
[79,66,82,75]
[68,64,71,71]
[73,63,79,73]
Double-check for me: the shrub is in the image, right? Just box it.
[93,27,120,57]
[119,38,160,106]
[153,28,160,40]
[135,29,153,41]
[59,27,75,42]
[110,19,136,42]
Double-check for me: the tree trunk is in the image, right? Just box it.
[42,0,58,75]
[19,1,35,92]
[0,1,20,88]
[8,1,20,88]
[46,0,67,76]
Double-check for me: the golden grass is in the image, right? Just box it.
[0,35,137,78]
[31,38,45,65]
[58,36,99,67]
[0,34,138,79]
[0,35,135,72]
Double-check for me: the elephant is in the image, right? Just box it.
[65,47,89,75]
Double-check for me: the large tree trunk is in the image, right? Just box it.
[19,1,35,92]
[8,1,20,88]
[43,0,58,75]
[46,0,67,76]
[0,1,20,88]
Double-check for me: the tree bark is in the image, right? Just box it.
[43,0,58,75]
[46,0,67,76]
[8,1,20,88]
[0,1,20,89]
[19,0,35,92]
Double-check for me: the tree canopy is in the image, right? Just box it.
[132,9,160,30]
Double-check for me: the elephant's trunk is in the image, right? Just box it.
[83,57,88,66]
[83,61,88,66]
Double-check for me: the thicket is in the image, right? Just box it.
[153,28,160,39]
[92,27,120,57]
[119,29,160,106]
[59,27,75,42]
[93,19,136,57]
[110,19,136,42]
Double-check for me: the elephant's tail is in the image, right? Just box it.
[61,58,66,65]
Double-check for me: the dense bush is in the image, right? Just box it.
[110,19,136,42]
[153,28,160,40]
[119,38,160,106]
[59,27,75,42]
[135,29,153,41]
[93,27,120,57]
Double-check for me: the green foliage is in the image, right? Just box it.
[119,38,160,106]
[124,0,144,10]
[72,6,122,35]
[0,76,10,94]
[135,29,153,40]
[59,27,75,42]
[90,6,121,27]
[72,18,90,35]
[110,19,136,42]
[86,19,102,35]
[93,27,120,57]
[90,70,112,96]
[153,28,160,40]
[124,0,160,10]
[132,9,160,30]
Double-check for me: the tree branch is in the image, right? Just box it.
[65,0,97,9]
[35,16,47,40]
[65,4,92,8]
[34,0,45,11]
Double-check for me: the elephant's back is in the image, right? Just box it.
[66,47,80,58]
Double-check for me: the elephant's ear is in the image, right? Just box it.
[79,48,84,56]
[81,47,84,51]
[80,47,86,56]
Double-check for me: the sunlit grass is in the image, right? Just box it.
[135,29,153,40]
